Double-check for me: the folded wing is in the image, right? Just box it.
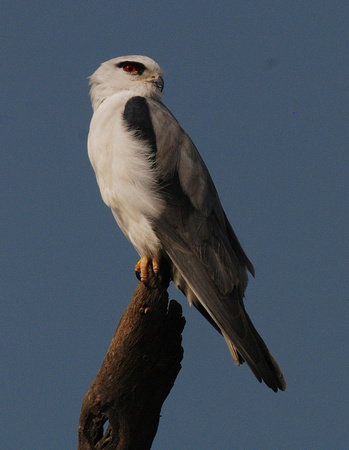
[148,99,286,392]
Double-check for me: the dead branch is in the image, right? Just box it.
[78,266,185,450]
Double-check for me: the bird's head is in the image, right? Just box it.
[89,55,164,110]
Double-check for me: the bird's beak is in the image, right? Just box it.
[149,76,164,92]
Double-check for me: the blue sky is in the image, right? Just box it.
[2,1,348,449]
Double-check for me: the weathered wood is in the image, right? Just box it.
[78,266,185,450]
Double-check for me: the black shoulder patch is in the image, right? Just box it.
[123,96,157,154]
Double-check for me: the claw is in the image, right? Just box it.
[135,257,149,283]
[135,257,160,283]
[152,260,160,274]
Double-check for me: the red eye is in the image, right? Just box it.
[123,64,137,73]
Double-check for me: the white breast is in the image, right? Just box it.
[88,91,164,257]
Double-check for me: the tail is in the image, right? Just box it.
[162,240,286,392]
[189,283,286,392]
[188,284,286,392]
[222,304,286,392]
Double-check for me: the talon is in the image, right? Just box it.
[135,257,160,283]
[135,256,150,283]
[135,267,141,281]
[152,260,160,274]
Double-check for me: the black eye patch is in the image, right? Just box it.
[116,61,146,75]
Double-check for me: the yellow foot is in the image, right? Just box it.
[135,257,160,283]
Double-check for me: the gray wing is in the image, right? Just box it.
[148,99,286,392]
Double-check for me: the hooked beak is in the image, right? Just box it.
[149,76,164,92]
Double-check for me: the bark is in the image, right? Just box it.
[78,266,185,450]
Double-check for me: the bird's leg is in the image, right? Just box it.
[135,257,160,283]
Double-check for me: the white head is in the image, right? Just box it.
[89,55,164,110]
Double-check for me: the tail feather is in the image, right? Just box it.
[222,302,286,392]
[178,267,286,391]
[162,237,286,392]
[241,308,286,391]
[222,331,244,366]
[184,270,286,391]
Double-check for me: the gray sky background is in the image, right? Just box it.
[2,1,348,449]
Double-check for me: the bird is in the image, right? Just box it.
[87,55,286,392]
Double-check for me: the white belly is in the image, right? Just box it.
[88,92,164,257]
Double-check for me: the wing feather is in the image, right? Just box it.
[147,99,286,392]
